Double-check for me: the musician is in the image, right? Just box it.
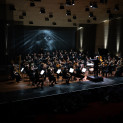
[107,63,113,76]
[102,63,107,77]
[28,67,35,85]
[62,67,71,84]
[75,67,84,81]
[47,68,57,86]
[92,57,100,77]
[37,72,45,88]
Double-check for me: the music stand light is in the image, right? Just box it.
[57,69,61,74]
[69,68,74,73]
[40,70,45,75]
[82,68,86,73]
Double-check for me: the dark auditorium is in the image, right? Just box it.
[0,0,123,123]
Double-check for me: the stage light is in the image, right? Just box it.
[30,2,35,7]
[93,16,97,20]
[60,3,64,9]
[66,0,71,5]
[89,2,98,9]
[73,15,76,19]
[77,27,83,30]
[89,12,93,17]
[79,27,83,51]
[93,2,98,8]
[116,23,120,53]
[66,10,71,16]
[78,27,83,30]
[85,7,89,11]
[90,2,93,8]
[103,20,108,22]
[72,0,75,5]
[66,0,75,6]
[104,20,109,49]
[40,7,45,13]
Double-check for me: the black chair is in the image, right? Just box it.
[115,66,123,77]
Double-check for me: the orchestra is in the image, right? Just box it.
[11,49,123,88]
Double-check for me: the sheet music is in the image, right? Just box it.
[69,68,74,73]
[82,68,86,72]
[40,70,45,75]
[21,68,24,72]
[57,69,61,74]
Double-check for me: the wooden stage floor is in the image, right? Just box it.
[0,74,123,104]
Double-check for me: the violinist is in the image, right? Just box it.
[75,66,84,81]
[37,70,45,88]
[62,67,71,84]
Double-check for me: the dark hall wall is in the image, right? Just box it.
[96,18,123,56]
[120,18,123,56]
[108,18,123,56]
[83,24,97,57]
[0,0,6,65]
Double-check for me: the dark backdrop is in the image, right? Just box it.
[82,24,97,57]
[9,26,76,57]
[108,18,123,56]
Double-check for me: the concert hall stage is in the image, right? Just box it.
[0,77,123,104]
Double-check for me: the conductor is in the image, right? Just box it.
[91,57,100,77]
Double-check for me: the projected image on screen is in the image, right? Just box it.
[26,30,58,51]
[14,28,75,54]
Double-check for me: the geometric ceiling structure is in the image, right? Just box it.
[5,0,123,27]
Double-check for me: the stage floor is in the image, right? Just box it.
[0,76,123,104]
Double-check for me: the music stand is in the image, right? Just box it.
[21,68,24,78]
[57,69,61,74]
[82,68,86,73]
[69,68,74,73]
